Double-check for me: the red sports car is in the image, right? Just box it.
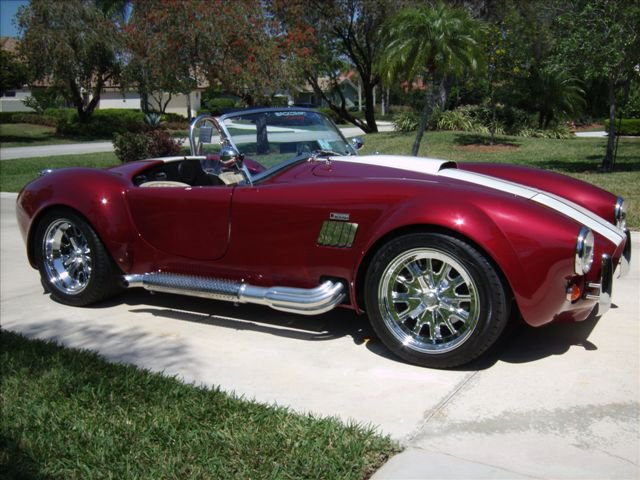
[16,108,631,368]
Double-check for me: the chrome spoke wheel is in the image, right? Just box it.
[42,218,93,295]
[378,248,480,354]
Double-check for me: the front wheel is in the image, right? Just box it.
[365,233,511,368]
[33,209,122,306]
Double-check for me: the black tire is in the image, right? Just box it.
[33,209,122,306]
[364,232,511,368]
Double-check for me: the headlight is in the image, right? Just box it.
[614,197,627,230]
[575,226,595,275]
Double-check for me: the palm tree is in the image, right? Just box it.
[528,66,585,129]
[377,3,482,155]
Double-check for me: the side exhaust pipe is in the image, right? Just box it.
[123,272,345,315]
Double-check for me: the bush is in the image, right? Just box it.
[160,112,189,130]
[205,97,238,116]
[11,113,58,127]
[43,108,75,121]
[161,112,187,122]
[113,129,184,163]
[604,118,640,136]
[21,87,65,114]
[57,109,145,138]
[0,112,16,123]
[318,107,343,124]
[393,111,419,132]
[435,109,474,131]
[516,124,573,139]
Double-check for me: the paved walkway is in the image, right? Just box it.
[1,190,638,479]
[0,141,115,160]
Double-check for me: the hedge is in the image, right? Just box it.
[57,109,146,138]
[604,118,640,136]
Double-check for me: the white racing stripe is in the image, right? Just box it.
[440,169,625,246]
[334,155,625,247]
[331,154,452,176]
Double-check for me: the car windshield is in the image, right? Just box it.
[220,109,355,170]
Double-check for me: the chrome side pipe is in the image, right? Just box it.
[123,273,345,315]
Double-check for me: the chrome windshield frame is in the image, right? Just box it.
[189,107,357,185]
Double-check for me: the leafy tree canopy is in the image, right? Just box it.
[0,50,28,96]
[17,0,123,122]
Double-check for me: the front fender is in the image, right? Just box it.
[17,168,135,272]
[354,188,580,327]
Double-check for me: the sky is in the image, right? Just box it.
[0,0,29,37]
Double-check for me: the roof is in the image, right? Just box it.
[0,36,20,54]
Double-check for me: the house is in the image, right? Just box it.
[1,36,202,118]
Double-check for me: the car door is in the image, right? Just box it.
[125,186,233,261]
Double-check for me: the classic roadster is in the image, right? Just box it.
[16,108,631,368]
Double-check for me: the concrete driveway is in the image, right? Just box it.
[1,191,638,479]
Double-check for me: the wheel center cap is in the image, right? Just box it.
[422,290,439,310]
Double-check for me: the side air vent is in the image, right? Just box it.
[317,221,358,248]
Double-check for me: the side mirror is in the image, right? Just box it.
[219,145,242,168]
[351,137,364,151]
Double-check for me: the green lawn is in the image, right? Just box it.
[1,330,398,479]
[361,131,640,228]
[0,123,109,147]
[0,153,120,192]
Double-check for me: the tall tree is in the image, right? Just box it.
[125,0,301,109]
[377,2,482,155]
[17,0,123,122]
[554,0,640,171]
[123,0,197,115]
[271,0,395,133]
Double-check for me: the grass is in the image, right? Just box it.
[361,131,640,228]
[0,123,107,148]
[1,330,399,479]
[0,153,120,192]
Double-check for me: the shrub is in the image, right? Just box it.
[113,130,184,163]
[318,107,343,124]
[11,113,58,127]
[147,130,184,157]
[604,118,640,136]
[541,123,574,139]
[21,87,65,114]
[205,97,238,115]
[393,111,419,132]
[435,109,474,131]
[515,124,573,139]
[57,109,145,138]
[161,112,187,122]
[113,132,149,163]
[0,112,16,123]
[43,108,75,121]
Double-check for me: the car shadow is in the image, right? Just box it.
[93,290,604,370]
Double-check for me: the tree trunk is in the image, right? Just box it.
[362,81,378,133]
[437,76,447,110]
[412,85,434,156]
[603,77,616,172]
[306,73,372,132]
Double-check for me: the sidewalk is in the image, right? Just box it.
[0,141,114,160]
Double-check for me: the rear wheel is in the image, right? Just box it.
[34,209,122,306]
[365,233,510,368]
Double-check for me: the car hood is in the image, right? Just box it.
[325,154,626,247]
